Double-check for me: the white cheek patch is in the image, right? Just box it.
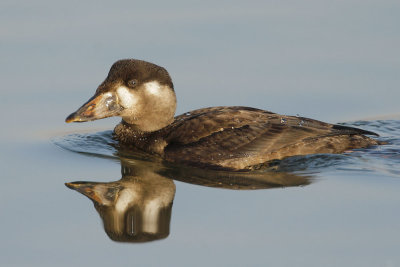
[142,199,163,233]
[144,81,162,96]
[116,86,137,108]
[115,189,136,212]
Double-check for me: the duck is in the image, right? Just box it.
[66,59,382,171]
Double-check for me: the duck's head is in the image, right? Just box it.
[66,59,176,132]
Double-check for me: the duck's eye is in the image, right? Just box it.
[127,79,137,88]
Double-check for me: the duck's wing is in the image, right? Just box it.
[163,106,378,170]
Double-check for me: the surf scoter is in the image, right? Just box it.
[66,59,381,170]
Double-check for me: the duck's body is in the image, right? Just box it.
[66,59,381,171]
[114,106,379,170]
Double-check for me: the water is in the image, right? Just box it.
[3,119,396,267]
[53,120,399,245]
[2,0,400,266]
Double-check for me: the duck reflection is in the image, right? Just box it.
[66,157,311,243]
[66,160,175,243]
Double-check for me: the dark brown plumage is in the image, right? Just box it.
[114,106,380,170]
[66,59,382,171]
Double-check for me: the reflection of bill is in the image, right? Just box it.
[66,158,311,243]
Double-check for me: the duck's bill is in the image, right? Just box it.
[65,92,122,123]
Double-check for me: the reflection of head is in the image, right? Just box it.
[96,203,173,242]
[66,169,176,243]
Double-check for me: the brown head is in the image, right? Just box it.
[66,59,177,132]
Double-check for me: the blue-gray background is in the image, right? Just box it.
[1,1,399,266]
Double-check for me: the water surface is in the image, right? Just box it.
[53,119,400,263]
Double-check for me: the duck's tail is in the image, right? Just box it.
[332,124,379,136]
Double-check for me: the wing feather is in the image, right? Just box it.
[162,106,378,170]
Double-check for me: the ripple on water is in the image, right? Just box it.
[53,120,400,177]
[53,130,118,159]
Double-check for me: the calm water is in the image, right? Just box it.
[1,1,400,266]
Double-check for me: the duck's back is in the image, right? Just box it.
[161,106,380,170]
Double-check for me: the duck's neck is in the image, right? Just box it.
[121,113,174,133]
[114,120,169,155]
[116,118,171,135]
